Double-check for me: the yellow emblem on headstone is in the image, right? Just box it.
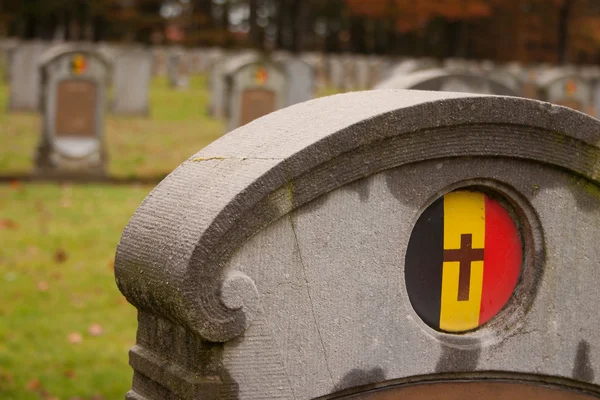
[71,54,87,75]
[255,67,268,85]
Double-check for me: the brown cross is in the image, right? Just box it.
[443,234,484,301]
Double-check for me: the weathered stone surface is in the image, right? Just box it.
[8,41,47,111]
[112,48,152,116]
[116,90,600,399]
[35,44,111,177]
[375,68,519,96]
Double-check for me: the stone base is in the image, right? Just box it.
[34,142,107,179]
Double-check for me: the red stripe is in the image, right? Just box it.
[479,196,522,325]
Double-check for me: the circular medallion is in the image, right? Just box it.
[71,54,88,75]
[405,190,522,333]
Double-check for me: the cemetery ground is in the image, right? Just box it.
[0,74,221,399]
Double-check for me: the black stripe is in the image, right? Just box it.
[405,197,444,330]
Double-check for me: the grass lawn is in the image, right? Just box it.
[0,183,150,399]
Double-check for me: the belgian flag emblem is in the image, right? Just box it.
[255,67,268,85]
[405,191,522,333]
[71,54,87,75]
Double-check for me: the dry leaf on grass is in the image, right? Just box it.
[67,332,83,344]
[0,218,18,230]
[54,249,68,263]
[26,378,42,391]
[88,323,104,336]
[37,281,49,292]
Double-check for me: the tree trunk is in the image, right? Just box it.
[557,0,574,64]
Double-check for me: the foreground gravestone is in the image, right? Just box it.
[116,90,600,399]
[375,68,519,96]
[225,59,286,132]
[8,41,46,111]
[35,45,111,176]
[112,48,152,116]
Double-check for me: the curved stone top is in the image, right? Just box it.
[374,68,518,96]
[39,43,111,71]
[115,90,600,342]
[537,69,588,87]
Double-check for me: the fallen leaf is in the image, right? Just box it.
[67,332,83,344]
[0,218,18,230]
[107,258,115,271]
[9,179,21,190]
[88,323,104,336]
[63,369,76,379]
[26,378,42,391]
[54,249,68,263]
[37,281,49,292]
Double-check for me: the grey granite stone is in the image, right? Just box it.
[8,41,47,111]
[115,90,600,399]
[112,48,152,116]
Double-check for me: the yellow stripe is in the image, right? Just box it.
[439,191,485,332]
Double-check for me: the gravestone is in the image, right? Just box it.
[151,46,168,76]
[341,56,357,91]
[355,57,370,90]
[224,59,286,132]
[537,71,593,115]
[35,45,111,177]
[329,55,344,90]
[116,90,600,399]
[208,51,258,119]
[8,41,47,111]
[112,48,152,116]
[283,58,315,106]
[167,48,190,89]
[375,68,519,97]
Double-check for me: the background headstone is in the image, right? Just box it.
[112,48,152,116]
[116,91,600,399]
[374,68,519,96]
[537,70,593,115]
[151,46,167,76]
[283,58,314,106]
[8,41,47,111]
[167,48,190,89]
[35,45,111,177]
[225,59,286,132]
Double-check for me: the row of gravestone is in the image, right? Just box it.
[3,41,153,116]
[374,59,600,118]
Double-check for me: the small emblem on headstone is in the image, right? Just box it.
[405,190,522,333]
[255,66,268,85]
[71,54,87,75]
[566,79,577,96]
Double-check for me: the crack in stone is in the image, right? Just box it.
[287,212,336,389]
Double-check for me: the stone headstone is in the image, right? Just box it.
[341,56,357,91]
[225,59,286,132]
[329,55,344,90]
[374,68,519,97]
[35,45,111,177]
[208,51,258,119]
[116,90,600,399]
[167,48,190,89]
[0,38,18,83]
[355,57,370,90]
[151,46,168,76]
[538,71,593,115]
[283,58,314,106]
[8,41,47,111]
[112,48,152,116]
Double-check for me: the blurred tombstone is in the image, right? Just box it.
[355,57,370,90]
[35,45,111,177]
[389,58,439,79]
[375,68,519,97]
[189,48,204,74]
[209,51,258,118]
[341,56,357,91]
[112,48,152,116]
[151,46,168,76]
[367,57,386,88]
[0,38,18,82]
[167,48,190,89]
[329,55,344,90]
[117,90,600,399]
[301,52,326,89]
[225,59,286,132]
[538,71,594,116]
[8,41,47,111]
[282,58,315,106]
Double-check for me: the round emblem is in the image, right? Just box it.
[71,54,87,75]
[255,67,268,85]
[405,190,522,333]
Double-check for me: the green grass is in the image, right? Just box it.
[0,183,150,399]
[0,74,224,179]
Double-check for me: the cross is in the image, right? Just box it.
[443,233,484,301]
